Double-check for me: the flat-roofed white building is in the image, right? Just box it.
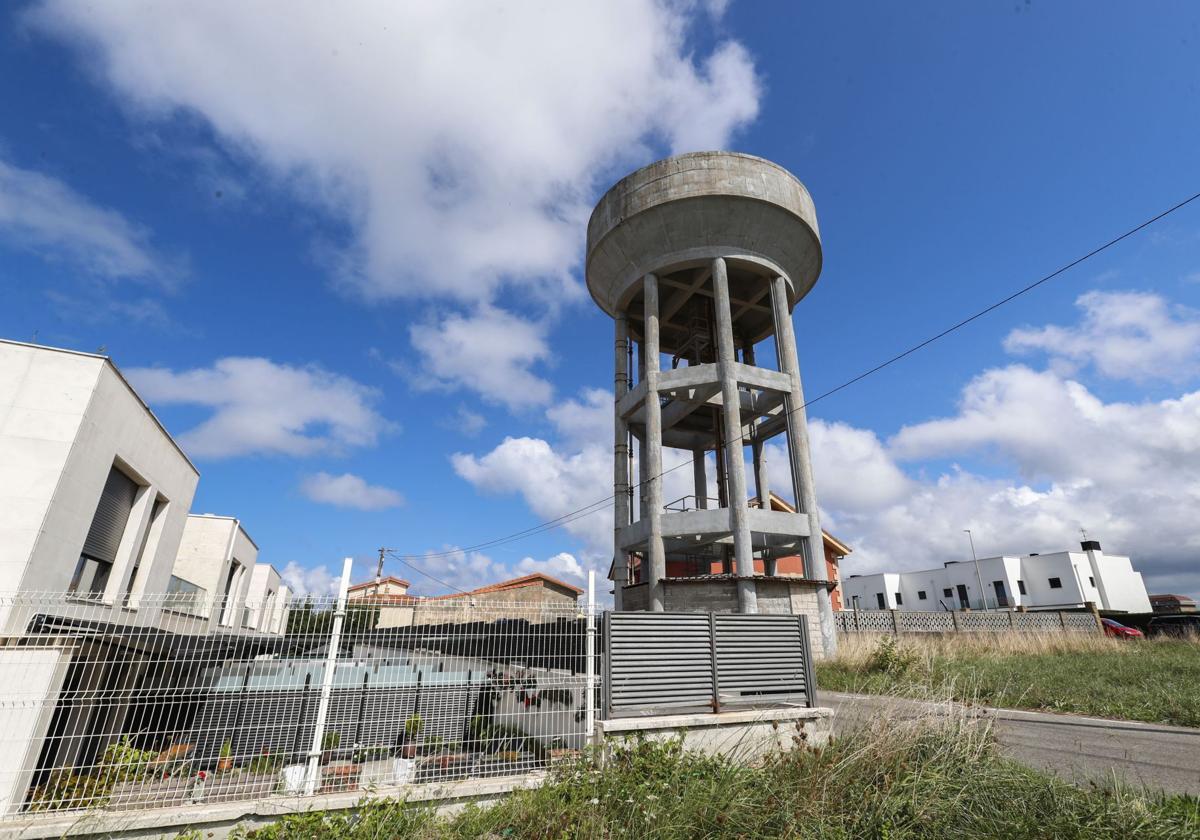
[171,514,256,630]
[0,340,200,629]
[844,541,1151,614]
[245,562,290,634]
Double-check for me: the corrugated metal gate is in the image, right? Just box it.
[603,612,816,717]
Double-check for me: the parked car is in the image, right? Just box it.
[1100,618,1143,639]
[1147,615,1200,638]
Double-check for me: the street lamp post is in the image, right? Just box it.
[964,529,989,611]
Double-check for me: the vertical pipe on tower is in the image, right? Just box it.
[692,450,708,510]
[713,258,757,614]
[752,438,774,575]
[770,275,837,655]
[643,274,666,611]
[613,314,631,611]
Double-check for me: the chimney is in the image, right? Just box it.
[1081,540,1110,611]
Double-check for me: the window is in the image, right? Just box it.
[1089,576,1095,587]
[942,588,953,598]
[917,590,928,600]
[1048,577,1063,589]
[895,592,903,606]
[166,575,206,615]
[876,593,886,609]
[1017,579,1027,595]
[69,466,138,599]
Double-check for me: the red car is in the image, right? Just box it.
[1101,618,1144,639]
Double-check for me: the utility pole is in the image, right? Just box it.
[964,529,988,611]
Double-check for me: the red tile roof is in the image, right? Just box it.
[348,575,411,592]
[348,572,583,602]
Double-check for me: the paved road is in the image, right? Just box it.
[825,691,1200,796]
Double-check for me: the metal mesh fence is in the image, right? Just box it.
[0,588,597,820]
[835,608,1101,635]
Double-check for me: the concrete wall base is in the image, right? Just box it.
[0,773,546,840]
[0,708,833,839]
[597,706,833,764]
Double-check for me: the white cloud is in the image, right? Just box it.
[404,546,503,597]
[408,307,553,409]
[823,365,1200,598]
[442,405,487,438]
[517,552,586,584]
[452,386,694,561]
[453,292,1200,599]
[453,436,614,554]
[546,388,611,450]
[1004,290,1200,382]
[29,1,759,304]
[127,356,394,459]
[280,560,340,599]
[0,156,168,281]
[300,471,404,511]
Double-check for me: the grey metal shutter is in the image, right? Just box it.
[81,466,138,563]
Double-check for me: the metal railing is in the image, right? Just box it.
[0,575,597,821]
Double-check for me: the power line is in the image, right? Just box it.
[386,187,1200,566]
[384,550,473,594]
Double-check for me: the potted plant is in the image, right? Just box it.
[217,741,234,773]
[399,715,423,759]
[320,731,341,765]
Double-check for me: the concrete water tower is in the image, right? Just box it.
[587,151,837,656]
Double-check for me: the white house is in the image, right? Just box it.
[0,340,200,629]
[171,514,290,633]
[245,561,290,634]
[843,541,1151,614]
[0,340,299,814]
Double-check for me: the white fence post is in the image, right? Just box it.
[304,557,353,796]
[585,570,596,744]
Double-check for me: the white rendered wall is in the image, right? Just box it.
[0,343,199,631]
[843,573,900,610]
[172,516,259,630]
[1091,553,1151,613]
[0,646,72,814]
[245,563,282,632]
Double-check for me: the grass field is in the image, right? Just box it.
[816,631,1200,727]
[214,713,1199,839]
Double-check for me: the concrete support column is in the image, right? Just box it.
[713,258,757,614]
[643,274,666,611]
[613,315,631,611]
[770,275,836,655]
[692,450,708,509]
[752,438,775,576]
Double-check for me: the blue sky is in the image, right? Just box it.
[2,2,1199,599]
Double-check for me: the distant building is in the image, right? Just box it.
[355,572,583,627]
[843,541,1151,614]
[245,561,289,633]
[1150,594,1197,615]
[347,575,412,600]
[170,514,292,633]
